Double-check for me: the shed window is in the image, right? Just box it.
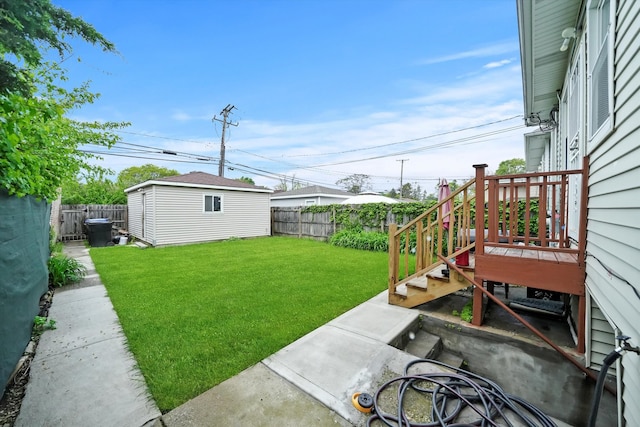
[204,194,222,213]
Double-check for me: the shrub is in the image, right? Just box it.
[329,229,388,252]
[48,255,87,287]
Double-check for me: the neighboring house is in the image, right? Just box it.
[341,192,400,205]
[518,0,640,424]
[125,172,272,246]
[270,185,353,207]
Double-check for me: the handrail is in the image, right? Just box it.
[393,178,476,237]
[389,178,476,294]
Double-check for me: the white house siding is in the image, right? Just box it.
[270,195,348,207]
[586,0,640,423]
[587,298,616,373]
[152,186,270,246]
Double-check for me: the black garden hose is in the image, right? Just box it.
[366,359,557,427]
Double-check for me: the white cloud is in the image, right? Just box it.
[483,59,513,69]
[420,42,518,65]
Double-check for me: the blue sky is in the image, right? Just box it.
[55,0,528,193]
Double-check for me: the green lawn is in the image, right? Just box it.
[90,236,389,411]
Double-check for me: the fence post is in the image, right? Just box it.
[332,206,336,235]
[298,208,302,239]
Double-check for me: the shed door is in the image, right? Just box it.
[141,192,146,239]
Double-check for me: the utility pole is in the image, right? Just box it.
[397,159,409,198]
[212,104,238,177]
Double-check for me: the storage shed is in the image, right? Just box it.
[125,172,273,246]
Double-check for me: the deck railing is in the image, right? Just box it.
[473,159,588,260]
[388,179,476,294]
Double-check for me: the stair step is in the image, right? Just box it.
[404,330,443,359]
[437,350,465,370]
[425,264,450,283]
[406,277,427,289]
[395,284,407,297]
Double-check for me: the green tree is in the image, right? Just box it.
[384,188,399,199]
[273,175,304,191]
[61,170,126,204]
[0,64,126,200]
[336,174,371,194]
[0,0,116,96]
[236,176,255,185]
[116,164,178,190]
[400,182,412,199]
[1,1,125,200]
[496,158,526,175]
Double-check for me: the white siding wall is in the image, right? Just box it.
[587,298,617,372]
[152,186,271,246]
[586,0,640,424]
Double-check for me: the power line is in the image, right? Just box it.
[78,149,216,165]
[307,125,524,167]
[283,114,524,158]
[115,130,206,145]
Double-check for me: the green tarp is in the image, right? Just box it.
[0,190,49,395]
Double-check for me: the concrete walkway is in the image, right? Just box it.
[16,242,161,427]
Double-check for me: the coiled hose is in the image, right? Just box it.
[367,359,557,427]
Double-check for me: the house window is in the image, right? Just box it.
[305,200,316,206]
[203,194,222,213]
[587,0,615,150]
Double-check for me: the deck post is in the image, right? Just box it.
[472,277,484,326]
[388,223,398,298]
[472,164,488,327]
[578,156,589,264]
[473,164,487,256]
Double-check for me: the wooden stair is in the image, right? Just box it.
[390,256,475,308]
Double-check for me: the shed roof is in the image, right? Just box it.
[124,171,272,194]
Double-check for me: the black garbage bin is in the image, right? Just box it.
[84,218,113,247]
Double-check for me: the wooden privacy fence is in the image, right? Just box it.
[271,207,416,240]
[57,204,128,241]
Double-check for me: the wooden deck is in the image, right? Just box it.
[475,246,585,296]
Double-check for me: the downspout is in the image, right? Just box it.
[438,254,616,396]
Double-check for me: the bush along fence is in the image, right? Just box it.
[56,204,127,241]
[271,201,438,241]
[272,197,543,253]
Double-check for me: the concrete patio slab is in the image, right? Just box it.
[162,363,352,427]
[263,324,419,425]
[328,293,420,344]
